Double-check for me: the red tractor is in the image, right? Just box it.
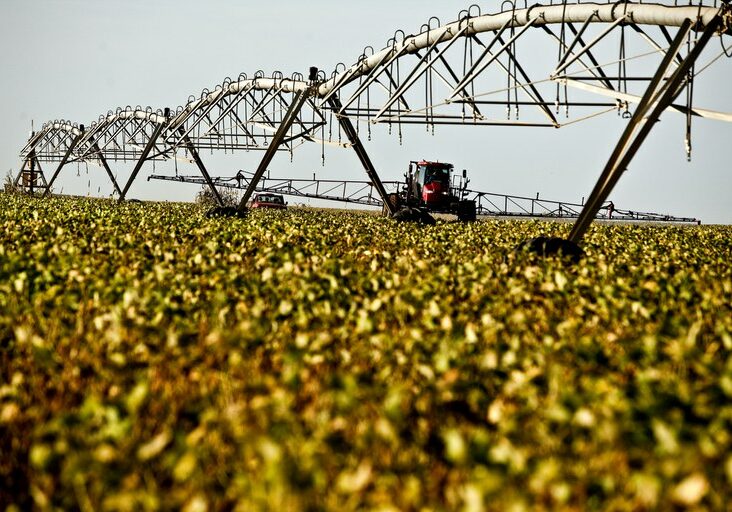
[387,160,476,222]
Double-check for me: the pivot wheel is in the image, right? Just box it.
[457,200,476,222]
[392,207,436,225]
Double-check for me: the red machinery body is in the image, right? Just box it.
[412,160,455,208]
[387,160,476,222]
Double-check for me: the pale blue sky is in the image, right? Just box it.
[1,0,731,222]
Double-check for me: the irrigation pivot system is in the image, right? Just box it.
[15,1,732,251]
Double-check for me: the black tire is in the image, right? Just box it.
[457,200,476,222]
[392,207,436,225]
[205,206,247,219]
[517,236,584,263]
[382,193,401,216]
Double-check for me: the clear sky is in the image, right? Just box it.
[1,0,731,223]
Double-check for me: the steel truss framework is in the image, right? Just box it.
[149,172,700,224]
[16,1,732,239]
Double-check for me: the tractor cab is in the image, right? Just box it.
[387,159,475,222]
[410,161,453,206]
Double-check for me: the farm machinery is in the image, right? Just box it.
[385,160,476,223]
[149,166,701,225]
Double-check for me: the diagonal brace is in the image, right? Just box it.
[119,108,170,201]
[43,125,85,197]
[93,143,123,197]
[179,127,224,207]
[568,16,720,243]
[328,95,396,215]
[237,90,310,211]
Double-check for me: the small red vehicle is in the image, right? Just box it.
[251,193,287,209]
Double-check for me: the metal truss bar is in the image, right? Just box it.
[317,3,728,98]
[449,19,513,99]
[226,107,258,144]
[466,32,550,115]
[380,68,411,111]
[374,26,464,119]
[452,18,539,100]
[13,162,24,186]
[149,173,698,224]
[20,130,46,157]
[556,77,732,122]
[459,99,616,107]
[569,16,719,243]
[630,23,676,62]
[364,113,554,127]
[319,67,359,106]
[79,117,134,159]
[246,89,294,150]
[237,90,310,211]
[433,54,483,118]
[555,17,595,72]
[33,130,62,156]
[336,46,411,112]
[179,128,224,207]
[248,87,282,121]
[195,87,254,142]
[176,90,227,143]
[119,109,170,201]
[274,93,323,140]
[562,24,616,89]
[92,142,123,196]
[328,95,396,215]
[35,160,47,193]
[14,151,35,187]
[497,35,559,126]
[36,129,74,157]
[199,111,223,137]
[541,25,614,89]
[76,124,105,155]
[43,126,85,197]
[659,25,686,65]
[150,174,402,208]
[554,15,629,77]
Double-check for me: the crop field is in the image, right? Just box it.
[1,193,731,511]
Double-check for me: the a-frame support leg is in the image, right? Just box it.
[15,151,44,193]
[179,128,224,207]
[327,95,397,215]
[119,109,170,202]
[93,144,123,197]
[43,126,85,197]
[237,90,310,212]
[13,162,24,187]
[568,16,721,243]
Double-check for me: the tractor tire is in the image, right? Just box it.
[382,193,401,216]
[517,236,584,263]
[392,207,436,225]
[457,200,476,222]
[205,206,247,219]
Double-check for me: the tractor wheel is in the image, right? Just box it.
[457,200,477,222]
[205,206,247,218]
[517,236,584,263]
[383,193,401,216]
[392,207,436,225]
